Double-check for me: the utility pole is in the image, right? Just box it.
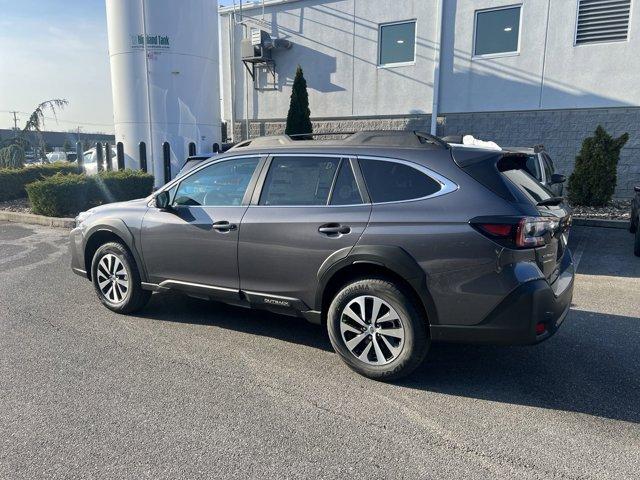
[9,111,20,135]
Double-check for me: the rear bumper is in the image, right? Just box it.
[431,254,574,345]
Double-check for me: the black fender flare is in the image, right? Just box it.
[84,219,148,282]
[315,245,439,325]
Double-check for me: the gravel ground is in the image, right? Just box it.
[0,222,639,479]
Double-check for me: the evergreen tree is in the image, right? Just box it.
[285,65,312,137]
[568,125,629,206]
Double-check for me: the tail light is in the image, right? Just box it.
[473,217,559,249]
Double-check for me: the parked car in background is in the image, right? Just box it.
[70,131,574,380]
[46,151,77,163]
[178,155,214,177]
[81,146,116,175]
[503,146,566,197]
[441,136,566,196]
[631,185,640,256]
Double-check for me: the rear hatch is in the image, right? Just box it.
[452,148,571,281]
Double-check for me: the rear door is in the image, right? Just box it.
[238,154,371,309]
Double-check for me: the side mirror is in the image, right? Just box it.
[155,190,171,210]
[634,185,640,193]
[550,173,566,185]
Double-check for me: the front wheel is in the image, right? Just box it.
[634,220,640,257]
[327,278,429,381]
[91,242,151,314]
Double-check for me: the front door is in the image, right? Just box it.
[238,155,371,309]
[141,156,262,294]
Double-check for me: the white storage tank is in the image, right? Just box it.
[105,0,221,187]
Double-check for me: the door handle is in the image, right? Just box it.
[318,223,351,236]
[212,221,237,232]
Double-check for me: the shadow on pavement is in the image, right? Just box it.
[137,292,333,353]
[568,226,640,278]
[401,309,640,424]
[138,292,640,424]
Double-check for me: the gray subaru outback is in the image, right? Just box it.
[70,131,574,380]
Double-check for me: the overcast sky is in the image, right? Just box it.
[0,0,235,135]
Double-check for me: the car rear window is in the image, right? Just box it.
[359,159,441,203]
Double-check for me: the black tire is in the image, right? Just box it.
[631,215,638,234]
[634,220,640,257]
[91,242,151,314]
[327,277,429,381]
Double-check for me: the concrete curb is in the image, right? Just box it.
[573,217,630,229]
[0,210,74,229]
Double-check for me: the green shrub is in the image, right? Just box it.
[0,144,26,169]
[94,169,155,203]
[0,162,81,201]
[568,126,629,206]
[26,174,93,217]
[26,169,154,217]
[285,65,313,137]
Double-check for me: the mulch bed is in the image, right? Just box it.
[0,198,31,214]
[569,200,631,221]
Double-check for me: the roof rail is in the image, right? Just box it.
[289,132,356,140]
[229,130,450,150]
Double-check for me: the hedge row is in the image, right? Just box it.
[26,169,154,217]
[0,162,81,201]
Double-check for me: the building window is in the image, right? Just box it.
[378,20,416,66]
[575,0,631,45]
[474,5,522,57]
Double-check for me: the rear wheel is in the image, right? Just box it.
[91,242,151,313]
[327,277,429,381]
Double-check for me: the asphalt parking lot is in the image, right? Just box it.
[0,221,639,479]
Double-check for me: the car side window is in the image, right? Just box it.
[330,161,363,205]
[524,154,542,181]
[173,157,259,207]
[83,151,95,163]
[359,158,441,203]
[259,156,341,206]
[541,154,553,182]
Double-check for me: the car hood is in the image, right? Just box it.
[84,197,150,215]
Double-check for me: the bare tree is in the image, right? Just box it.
[21,99,68,160]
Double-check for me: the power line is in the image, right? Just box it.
[0,110,113,128]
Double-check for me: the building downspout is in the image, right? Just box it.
[430,0,445,136]
[228,12,236,141]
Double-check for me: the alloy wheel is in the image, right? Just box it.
[96,253,130,304]
[339,295,405,365]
